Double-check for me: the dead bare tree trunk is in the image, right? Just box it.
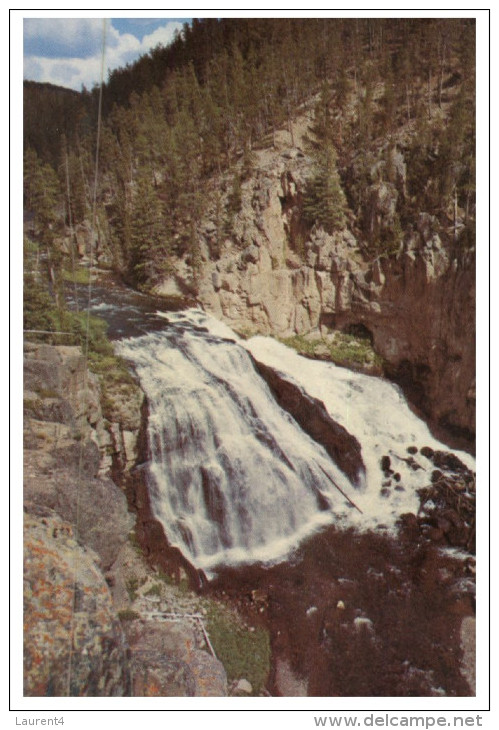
[427,67,433,120]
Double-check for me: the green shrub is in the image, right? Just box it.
[233,325,259,340]
[35,388,60,399]
[62,266,91,285]
[279,332,384,370]
[125,577,139,602]
[86,352,134,383]
[23,275,63,341]
[157,570,176,586]
[118,609,141,622]
[62,311,113,355]
[328,332,383,367]
[205,602,270,695]
[144,583,162,598]
[279,334,319,358]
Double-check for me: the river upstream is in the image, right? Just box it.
[67,273,476,697]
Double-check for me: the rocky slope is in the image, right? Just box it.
[23,342,230,696]
[157,118,475,448]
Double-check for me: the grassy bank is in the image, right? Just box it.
[279,331,384,372]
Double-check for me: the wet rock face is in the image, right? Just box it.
[253,357,365,487]
[400,446,476,554]
[23,509,131,696]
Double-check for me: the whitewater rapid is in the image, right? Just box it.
[117,309,475,572]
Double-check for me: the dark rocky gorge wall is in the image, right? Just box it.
[337,237,476,449]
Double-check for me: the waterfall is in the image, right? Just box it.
[117,310,475,573]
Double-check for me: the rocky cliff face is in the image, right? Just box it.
[159,125,475,447]
[23,344,135,695]
[23,343,229,696]
[336,230,475,446]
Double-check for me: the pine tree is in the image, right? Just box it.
[303,142,347,234]
[334,63,350,113]
[358,64,375,145]
[25,152,61,249]
[24,149,65,312]
[313,81,334,141]
[379,62,397,138]
[200,89,224,174]
[129,167,168,285]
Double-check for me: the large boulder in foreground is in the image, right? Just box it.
[23,507,131,696]
[124,620,228,697]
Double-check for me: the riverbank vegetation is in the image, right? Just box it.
[279,331,384,372]
[24,234,139,423]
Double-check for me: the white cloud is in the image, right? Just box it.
[24,18,107,58]
[24,54,104,90]
[141,23,183,50]
[23,57,42,80]
[24,19,185,91]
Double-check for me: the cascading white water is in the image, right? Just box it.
[117,309,475,573]
[244,333,476,521]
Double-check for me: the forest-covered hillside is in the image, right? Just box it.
[23,17,475,302]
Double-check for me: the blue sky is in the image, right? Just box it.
[23,17,191,91]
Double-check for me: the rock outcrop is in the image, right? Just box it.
[24,343,112,471]
[23,344,136,695]
[334,229,475,446]
[24,344,136,571]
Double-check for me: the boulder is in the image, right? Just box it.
[233,678,253,695]
[23,508,131,696]
[125,620,228,697]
